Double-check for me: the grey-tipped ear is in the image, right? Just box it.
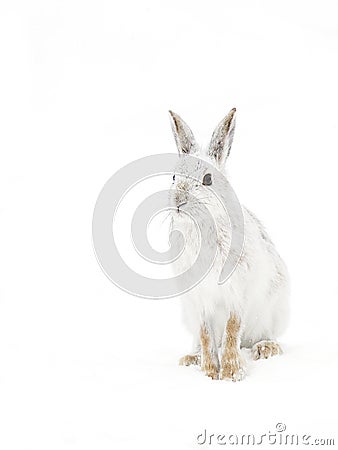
[169,110,197,154]
[208,108,236,166]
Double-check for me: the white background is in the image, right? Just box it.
[1,1,338,449]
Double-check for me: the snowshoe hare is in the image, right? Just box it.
[169,108,289,381]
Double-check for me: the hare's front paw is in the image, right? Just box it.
[252,340,282,360]
[220,357,246,382]
[201,360,219,380]
[179,354,201,366]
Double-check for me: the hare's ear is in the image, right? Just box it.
[169,110,197,154]
[208,108,236,167]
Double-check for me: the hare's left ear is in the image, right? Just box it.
[169,110,197,154]
[208,108,236,167]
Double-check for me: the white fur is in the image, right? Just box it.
[169,110,290,355]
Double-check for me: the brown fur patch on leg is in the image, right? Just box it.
[252,340,282,360]
[179,354,200,366]
[200,325,219,380]
[220,313,245,381]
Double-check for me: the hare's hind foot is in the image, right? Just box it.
[252,340,282,360]
[179,354,201,366]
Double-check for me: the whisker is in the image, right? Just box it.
[160,212,171,224]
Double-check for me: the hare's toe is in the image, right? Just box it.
[252,340,282,360]
[201,361,219,380]
[179,354,201,366]
[220,358,246,382]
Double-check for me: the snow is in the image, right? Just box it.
[0,0,338,448]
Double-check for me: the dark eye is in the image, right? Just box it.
[202,173,212,186]
[172,174,176,182]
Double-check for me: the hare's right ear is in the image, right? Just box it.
[208,108,236,167]
[169,111,197,154]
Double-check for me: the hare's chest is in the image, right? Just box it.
[170,220,199,274]
[170,217,224,276]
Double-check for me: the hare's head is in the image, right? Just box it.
[169,108,236,215]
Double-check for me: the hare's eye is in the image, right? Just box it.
[172,174,176,182]
[202,173,212,186]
